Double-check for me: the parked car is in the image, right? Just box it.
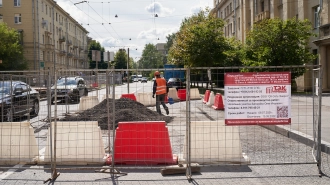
[0,81,40,122]
[141,77,148,83]
[167,78,184,89]
[133,78,139,82]
[51,76,88,104]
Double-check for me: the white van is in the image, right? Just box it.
[137,74,142,81]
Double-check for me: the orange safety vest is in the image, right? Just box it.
[155,78,167,95]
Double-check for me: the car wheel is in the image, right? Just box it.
[51,98,55,105]
[30,100,39,116]
[5,108,14,122]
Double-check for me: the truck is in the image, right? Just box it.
[163,64,185,82]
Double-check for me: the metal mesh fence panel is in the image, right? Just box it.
[0,65,329,180]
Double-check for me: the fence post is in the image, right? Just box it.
[185,67,192,179]
[317,67,323,176]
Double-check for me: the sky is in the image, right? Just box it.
[55,0,214,60]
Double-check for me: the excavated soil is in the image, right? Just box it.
[60,98,173,130]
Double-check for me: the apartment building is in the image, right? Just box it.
[212,0,329,91]
[0,0,90,72]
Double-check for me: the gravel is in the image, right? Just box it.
[60,98,173,130]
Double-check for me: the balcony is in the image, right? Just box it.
[67,53,74,58]
[74,54,79,59]
[45,44,54,50]
[45,30,52,36]
[320,23,330,39]
[66,40,72,46]
[79,46,84,51]
[254,11,270,23]
[79,56,85,61]
[59,36,65,43]
[59,50,66,56]
[73,42,78,48]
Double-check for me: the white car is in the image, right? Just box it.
[133,78,139,82]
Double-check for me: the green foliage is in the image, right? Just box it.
[0,23,27,70]
[165,33,176,51]
[138,43,164,69]
[242,18,317,79]
[114,49,129,70]
[168,8,230,67]
[88,40,106,69]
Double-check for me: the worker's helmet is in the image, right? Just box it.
[154,71,160,76]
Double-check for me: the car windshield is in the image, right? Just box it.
[0,82,11,94]
[57,78,77,86]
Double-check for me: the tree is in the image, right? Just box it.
[167,9,230,67]
[0,23,27,70]
[114,49,128,70]
[165,33,176,58]
[88,40,105,69]
[242,18,317,79]
[138,43,163,69]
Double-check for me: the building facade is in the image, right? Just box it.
[0,0,90,72]
[212,0,329,91]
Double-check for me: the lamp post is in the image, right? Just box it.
[127,48,129,93]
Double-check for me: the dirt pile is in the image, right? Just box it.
[60,98,173,130]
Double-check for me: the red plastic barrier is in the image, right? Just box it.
[91,83,98,88]
[212,93,224,110]
[120,93,137,101]
[203,90,211,104]
[177,89,186,101]
[106,121,178,165]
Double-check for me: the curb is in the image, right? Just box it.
[262,125,330,155]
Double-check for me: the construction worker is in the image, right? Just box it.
[152,71,169,115]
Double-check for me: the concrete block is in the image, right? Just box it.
[137,92,154,106]
[168,88,180,102]
[181,120,249,165]
[102,94,121,101]
[43,121,105,165]
[0,122,39,165]
[79,96,99,111]
[190,88,201,100]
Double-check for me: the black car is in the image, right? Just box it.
[141,77,148,83]
[167,78,184,89]
[51,76,88,104]
[0,81,40,122]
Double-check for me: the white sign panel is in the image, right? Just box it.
[224,72,291,126]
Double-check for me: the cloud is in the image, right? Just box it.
[137,27,178,40]
[145,2,174,16]
[100,37,121,48]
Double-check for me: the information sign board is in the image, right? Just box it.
[224,72,291,125]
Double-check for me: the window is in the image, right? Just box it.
[14,13,21,24]
[0,14,3,21]
[0,0,2,7]
[56,13,58,21]
[230,3,232,12]
[14,0,21,7]
[238,17,240,30]
[261,1,264,12]
[46,5,47,15]
[42,2,43,12]
[313,6,320,28]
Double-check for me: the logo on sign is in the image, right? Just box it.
[266,86,287,93]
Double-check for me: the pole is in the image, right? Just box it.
[127,48,129,94]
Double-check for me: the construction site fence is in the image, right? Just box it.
[0,65,329,180]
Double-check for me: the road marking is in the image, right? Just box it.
[0,147,46,181]
[0,164,24,180]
